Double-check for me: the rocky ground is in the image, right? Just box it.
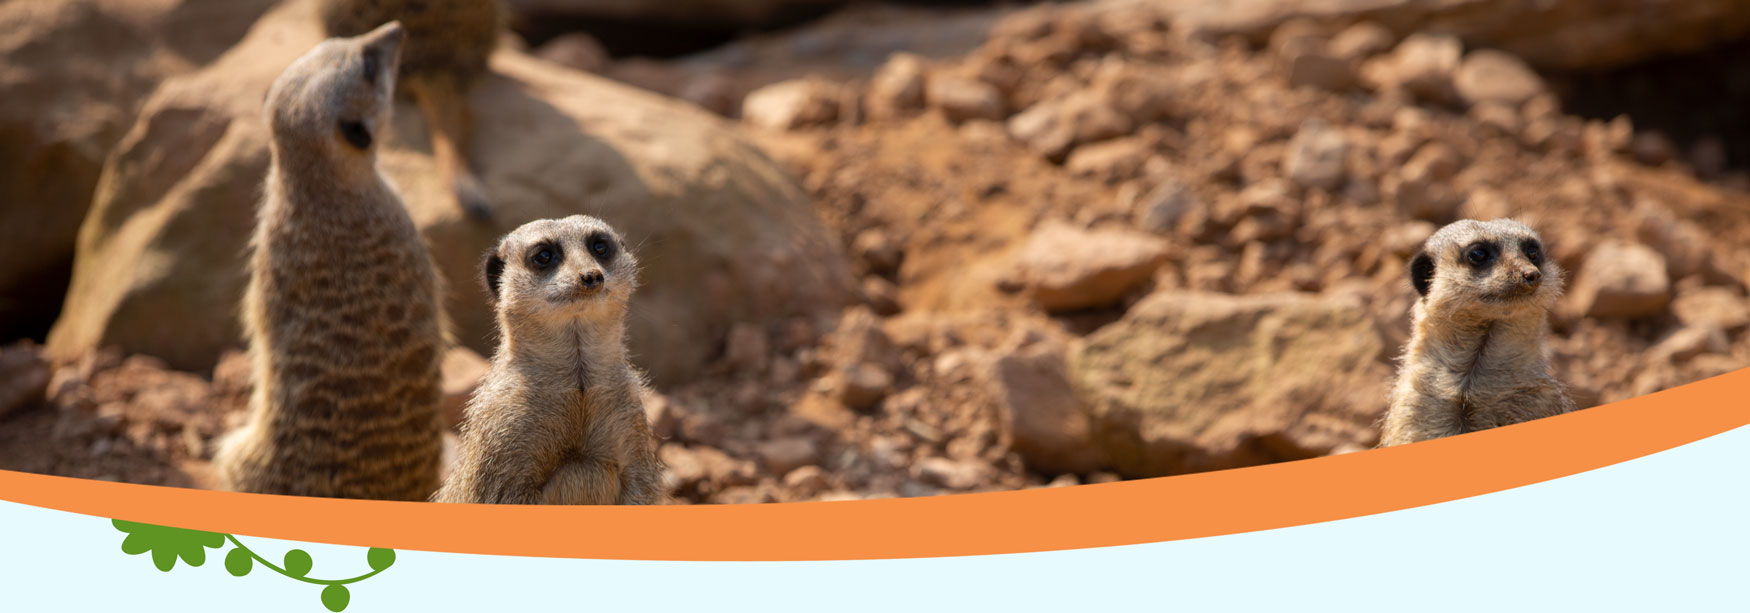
[2,0,1748,504]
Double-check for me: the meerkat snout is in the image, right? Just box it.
[580,270,605,290]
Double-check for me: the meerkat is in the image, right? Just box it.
[212,22,447,500]
[433,215,663,505]
[319,0,502,221]
[1380,218,1576,446]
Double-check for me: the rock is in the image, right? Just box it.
[1671,287,1750,331]
[1569,242,1672,319]
[0,0,276,336]
[0,342,52,420]
[1649,326,1729,363]
[982,335,1101,474]
[1284,119,1348,191]
[742,78,842,130]
[1232,180,1301,243]
[1070,290,1388,477]
[914,457,988,490]
[440,347,490,431]
[534,33,609,73]
[852,228,904,276]
[782,465,830,493]
[1064,136,1154,183]
[755,437,819,475]
[926,73,1005,122]
[659,444,756,496]
[1287,51,1359,91]
[1453,49,1546,107]
[1365,33,1461,104]
[838,362,893,411]
[1012,221,1170,312]
[861,276,902,316]
[1134,176,1197,234]
[1006,92,1133,162]
[866,52,928,120]
[1088,61,1180,123]
[1328,21,1394,61]
[45,0,854,386]
[1631,131,1678,166]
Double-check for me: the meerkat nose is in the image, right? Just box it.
[580,270,605,290]
[1522,269,1541,287]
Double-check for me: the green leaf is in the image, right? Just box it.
[366,548,395,571]
[321,584,350,612]
[225,548,253,577]
[110,518,227,572]
[284,549,313,578]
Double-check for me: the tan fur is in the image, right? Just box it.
[434,216,664,505]
[1381,219,1576,446]
[318,0,502,221]
[213,23,447,500]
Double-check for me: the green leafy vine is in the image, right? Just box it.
[113,519,396,612]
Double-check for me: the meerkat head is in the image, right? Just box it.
[263,21,404,160]
[482,215,639,327]
[1409,219,1563,318]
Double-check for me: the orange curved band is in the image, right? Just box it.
[2,368,1745,561]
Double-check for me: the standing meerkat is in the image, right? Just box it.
[1380,218,1576,446]
[213,22,447,500]
[434,215,663,505]
[318,0,502,221]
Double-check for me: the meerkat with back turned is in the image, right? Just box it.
[433,215,663,505]
[1380,218,1576,446]
[212,22,447,500]
[319,0,502,221]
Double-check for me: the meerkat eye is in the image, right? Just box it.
[529,245,559,269]
[1523,241,1543,264]
[1465,245,1493,267]
[338,120,372,150]
[589,235,616,260]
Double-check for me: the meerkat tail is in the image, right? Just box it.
[407,74,492,222]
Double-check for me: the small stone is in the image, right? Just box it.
[0,342,50,420]
[915,457,989,490]
[782,465,830,493]
[755,437,819,475]
[926,74,1005,122]
[742,79,841,130]
[1284,118,1348,190]
[1671,287,1750,331]
[1570,242,1672,319]
[852,228,903,276]
[1065,136,1153,183]
[1329,22,1394,61]
[1631,131,1678,166]
[1007,92,1133,162]
[984,336,1101,473]
[866,52,928,120]
[1134,176,1196,233]
[1366,33,1461,104]
[839,362,892,411]
[1470,101,1521,135]
[861,276,902,316]
[1454,49,1546,107]
[1649,326,1730,363]
[1013,221,1170,311]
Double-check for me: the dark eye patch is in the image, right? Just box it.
[1462,241,1497,268]
[527,242,561,269]
[1521,239,1544,265]
[339,120,372,149]
[587,233,616,261]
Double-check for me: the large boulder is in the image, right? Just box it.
[0,0,275,338]
[46,0,854,386]
[1070,290,1388,478]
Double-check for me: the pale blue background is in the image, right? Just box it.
[2,425,1745,612]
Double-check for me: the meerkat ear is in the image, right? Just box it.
[482,252,506,304]
[1409,251,1435,297]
